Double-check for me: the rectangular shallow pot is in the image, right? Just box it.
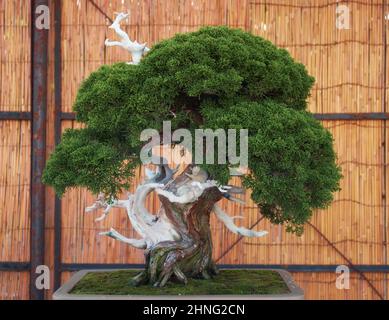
[53,268,304,300]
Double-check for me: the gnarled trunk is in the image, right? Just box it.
[131,168,223,287]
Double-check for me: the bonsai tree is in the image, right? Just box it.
[43,14,341,287]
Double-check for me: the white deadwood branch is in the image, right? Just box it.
[155,180,221,204]
[105,12,150,65]
[133,183,162,226]
[100,228,147,249]
[213,204,268,237]
[85,193,129,222]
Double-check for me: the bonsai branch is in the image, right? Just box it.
[213,204,268,237]
[100,228,147,249]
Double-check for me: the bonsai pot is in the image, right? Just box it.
[53,268,304,300]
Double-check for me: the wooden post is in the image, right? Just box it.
[30,0,48,300]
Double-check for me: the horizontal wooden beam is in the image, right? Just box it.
[1,112,388,123]
[60,112,389,122]
[2,262,387,274]
[0,112,31,120]
[61,112,76,120]
[60,263,389,273]
[314,112,389,120]
[61,263,145,271]
[0,262,30,271]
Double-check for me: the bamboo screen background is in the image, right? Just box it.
[1,0,388,300]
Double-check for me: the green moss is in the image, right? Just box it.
[70,270,289,296]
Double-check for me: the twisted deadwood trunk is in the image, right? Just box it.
[133,170,223,286]
[86,164,267,287]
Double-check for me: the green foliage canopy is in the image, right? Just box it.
[43,26,341,233]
